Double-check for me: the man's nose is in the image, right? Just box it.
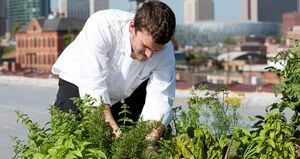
[145,49,154,58]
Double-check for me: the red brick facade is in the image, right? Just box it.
[15,19,70,73]
[282,12,300,37]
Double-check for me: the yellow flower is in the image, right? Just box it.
[224,97,242,108]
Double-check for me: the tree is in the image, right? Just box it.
[12,23,22,36]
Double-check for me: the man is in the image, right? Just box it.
[52,1,176,141]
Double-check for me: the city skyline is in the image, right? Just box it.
[51,0,241,24]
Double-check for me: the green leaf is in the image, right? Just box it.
[270,131,275,139]
[33,153,45,159]
[241,128,251,137]
[64,138,75,149]
[48,148,57,156]
[65,153,78,159]
[266,139,275,149]
[254,115,265,120]
[72,150,83,157]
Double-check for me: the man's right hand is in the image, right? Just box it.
[91,105,122,137]
[103,105,122,138]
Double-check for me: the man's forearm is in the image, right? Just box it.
[146,124,164,142]
[103,104,121,137]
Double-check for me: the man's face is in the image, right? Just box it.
[129,22,164,61]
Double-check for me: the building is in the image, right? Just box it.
[175,21,280,45]
[128,0,158,12]
[206,51,277,85]
[0,0,6,36]
[286,25,300,46]
[241,43,266,55]
[68,0,90,20]
[129,0,144,12]
[58,0,108,21]
[89,0,109,16]
[241,0,299,22]
[282,12,300,38]
[15,18,83,73]
[184,0,214,24]
[6,0,50,33]
[58,0,67,17]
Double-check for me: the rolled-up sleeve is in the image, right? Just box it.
[140,45,176,126]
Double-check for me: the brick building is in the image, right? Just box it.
[282,12,300,36]
[15,18,83,73]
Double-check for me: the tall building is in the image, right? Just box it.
[58,0,108,21]
[90,0,109,16]
[58,0,67,18]
[242,0,299,22]
[6,0,50,33]
[68,0,90,20]
[0,0,6,35]
[184,0,214,24]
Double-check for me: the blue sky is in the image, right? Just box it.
[51,0,241,24]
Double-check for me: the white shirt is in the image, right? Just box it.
[52,9,175,126]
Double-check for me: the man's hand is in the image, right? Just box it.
[90,105,122,138]
[103,105,122,138]
[146,123,164,142]
[144,123,164,153]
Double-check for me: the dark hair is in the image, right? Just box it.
[134,1,176,45]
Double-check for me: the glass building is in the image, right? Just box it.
[67,0,89,20]
[0,0,5,35]
[175,20,281,45]
[7,0,50,33]
[242,0,299,22]
[58,0,108,21]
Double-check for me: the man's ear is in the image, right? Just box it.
[129,20,135,33]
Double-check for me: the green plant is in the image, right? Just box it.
[111,121,158,159]
[12,95,109,159]
[266,40,300,131]
[174,127,229,159]
[244,113,298,158]
[175,85,243,139]
[12,95,164,159]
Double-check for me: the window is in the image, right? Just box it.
[43,54,47,64]
[34,38,37,48]
[25,39,28,47]
[43,38,46,47]
[48,37,51,47]
[52,37,55,47]
[34,54,37,65]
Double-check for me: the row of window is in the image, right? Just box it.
[18,53,56,65]
[16,37,56,48]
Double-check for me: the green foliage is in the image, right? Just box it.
[12,95,110,159]
[1,46,15,55]
[175,86,242,139]
[13,40,300,159]
[174,128,227,159]
[63,26,82,47]
[266,40,300,140]
[111,121,158,159]
[275,36,282,45]
[243,113,297,158]
[188,51,209,67]
[12,95,162,159]
[12,23,22,35]
[223,38,236,45]
[117,104,134,126]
